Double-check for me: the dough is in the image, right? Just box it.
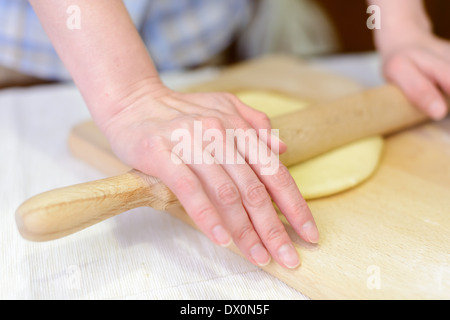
[236,90,384,200]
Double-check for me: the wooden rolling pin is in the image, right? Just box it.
[16,84,431,242]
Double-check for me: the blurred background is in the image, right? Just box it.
[235,0,450,61]
[317,0,450,53]
[0,0,449,89]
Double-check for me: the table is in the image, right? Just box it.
[0,53,385,299]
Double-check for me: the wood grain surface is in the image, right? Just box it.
[67,55,450,299]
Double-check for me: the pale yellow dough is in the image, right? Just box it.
[236,90,384,200]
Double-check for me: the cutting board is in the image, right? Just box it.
[68,55,450,299]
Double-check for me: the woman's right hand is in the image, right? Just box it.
[27,0,319,269]
[100,85,319,269]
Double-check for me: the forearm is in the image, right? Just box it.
[367,0,432,53]
[29,0,163,125]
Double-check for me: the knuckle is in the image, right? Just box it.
[256,110,271,124]
[225,92,238,99]
[192,206,215,225]
[288,199,310,215]
[216,182,240,206]
[210,92,239,112]
[142,135,166,155]
[126,134,168,173]
[384,54,402,74]
[228,114,250,129]
[245,182,268,208]
[169,116,191,129]
[202,116,224,131]
[272,165,295,189]
[265,226,285,243]
[383,53,409,79]
[221,92,238,102]
[233,224,255,243]
[173,175,199,194]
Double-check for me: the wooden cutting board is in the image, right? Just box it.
[68,55,450,299]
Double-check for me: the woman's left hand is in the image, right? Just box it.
[378,31,450,120]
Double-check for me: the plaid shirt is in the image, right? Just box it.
[0,0,253,81]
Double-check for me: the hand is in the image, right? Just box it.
[100,86,319,269]
[377,30,450,120]
[28,0,319,268]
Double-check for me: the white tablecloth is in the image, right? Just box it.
[0,53,385,299]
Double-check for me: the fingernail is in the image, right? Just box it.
[268,133,286,154]
[271,133,286,144]
[212,225,232,247]
[277,243,300,269]
[301,221,320,244]
[250,243,271,267]
[272,133,287,146]
[429,101,447,120]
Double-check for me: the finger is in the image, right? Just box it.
[430,38,450,64]
[243,127,317,243]
[411,50,450,116]
[203,123,300,269]
[235,100,273,131]
[261,163,319,244]
[145,147,232,247]
[234,100,288,154]
[188,152,272,267]
[230,122,319,246]
[384,55,447,120]
[220,150,301,269]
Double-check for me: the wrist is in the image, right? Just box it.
[87,75,171,131]
[370,0,433,56]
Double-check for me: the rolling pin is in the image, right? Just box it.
[15,84,432,242]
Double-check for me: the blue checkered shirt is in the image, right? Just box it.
[0,0,253,81]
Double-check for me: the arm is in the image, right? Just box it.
[29,0,162,124]
[368,0,450,120]
[29,0,319,269]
